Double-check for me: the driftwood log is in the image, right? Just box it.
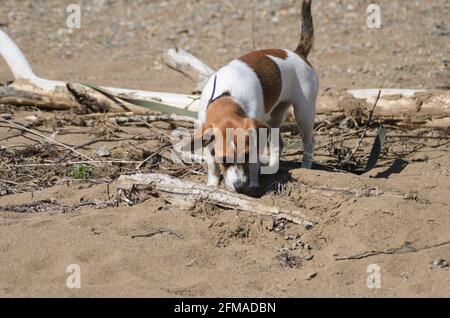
[318,88,450,128]
[117,173,317,228]
[163,48,215,91]
[0,29,199,114]
[0,84,81,111]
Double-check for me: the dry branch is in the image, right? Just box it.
[117,173,317,228]
[67,83,129,113]
[108,113,196,124]
[0,30,199,114]
[335,240,450,261]
[317,89,450,128]
[163,48,215,91]
[343,90,381,163]
[131,228,184,239]
[0,118,96,163]
[0,85,82,111]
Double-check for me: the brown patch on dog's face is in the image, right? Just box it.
[239,49,286,113]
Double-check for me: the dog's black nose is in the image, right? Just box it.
[234,182,248,192]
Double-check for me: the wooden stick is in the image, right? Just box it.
[335,240,450,261]
[344,90,381,163]
[117,173,317,228]
[13,160,141,167]
[0,86,82,111]
[163,48,215,91]
[67,83,130,113]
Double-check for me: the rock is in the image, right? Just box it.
[91,228,101,235]
[432,259,449,269]
[305,271,317,281]
[25,115,38,122]
[0,113,12,119]
[277,251,302,268]
[96,146,111,157]
[284,234,298,241]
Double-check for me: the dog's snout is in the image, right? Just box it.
[224,164,249,192]
[233,181,248,192]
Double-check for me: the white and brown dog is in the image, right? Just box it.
[193,0,318,193]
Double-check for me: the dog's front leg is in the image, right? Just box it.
[249,162,260,188]
[267,127,281,173]
[207,162,220,187]
[205,150,220,187]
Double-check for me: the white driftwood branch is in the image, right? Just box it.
[0,29,199,113]
[0,85,81,110]
[0,28,62,91]
[163,48,215,91]
[117,173,317,228]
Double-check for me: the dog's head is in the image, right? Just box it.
[191,117,269,192]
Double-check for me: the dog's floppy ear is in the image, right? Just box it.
[188,123,215,153]
[244,118,270,130]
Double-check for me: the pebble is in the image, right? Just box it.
[96,146,111,157]
[432,259,449,269]
[305,271,317,281]
[0,113,13,120]
[25,115,38,122]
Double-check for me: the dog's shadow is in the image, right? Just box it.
[248,158,410,198]
[246,160,328,198]
[371,158,409,179]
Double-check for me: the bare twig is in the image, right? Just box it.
[136,144,172,171]
[13,160,141,168]
[131,228,184,239]
[0,118,96,163]
[343,90,382,163]
[335,240,450,261]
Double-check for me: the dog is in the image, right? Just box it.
[192,0,318,193]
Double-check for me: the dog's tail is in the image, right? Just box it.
[295,0,314,59]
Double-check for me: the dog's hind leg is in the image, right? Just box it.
[291,93,316,169]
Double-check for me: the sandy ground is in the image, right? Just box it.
[0,0,449,297]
